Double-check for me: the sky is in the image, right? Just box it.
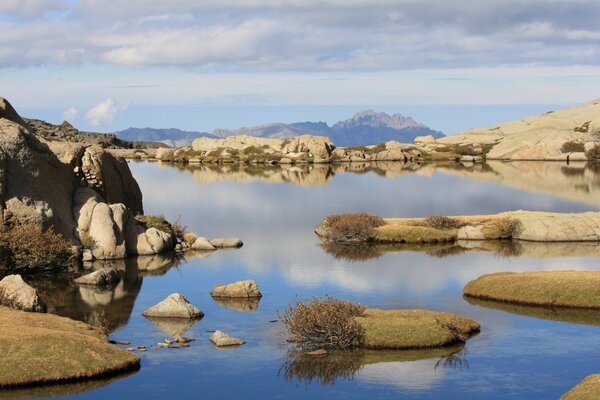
[1,0,599,134]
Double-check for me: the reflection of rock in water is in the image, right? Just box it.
[212,296,261,312]
[0,370,138,399]
[144,316,200,337]
[33,254,179,334]
[466,297,600,327]
[321,238,600,261]
[170,161,421,187]
[280,344,465,387]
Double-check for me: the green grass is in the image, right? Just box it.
[562,374,600,399]
[0,306,139,388]
[356,309,480,349]
[464,271,600,308]
[135,214,171,234]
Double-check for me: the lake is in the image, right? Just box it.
[14,160,600,399]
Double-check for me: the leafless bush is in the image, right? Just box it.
[561,141,585,153]
[492,218,522,238]
[422,215,466,230]
[324,213,385,242]
[280,295,366,350]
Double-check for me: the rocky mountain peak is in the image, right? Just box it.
[333,110,425,131]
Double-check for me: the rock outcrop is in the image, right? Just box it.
[210,280,262,298]
[0,96,174,264]
[141,293,204,319]
[0,274,46,312]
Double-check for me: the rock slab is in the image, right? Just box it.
[209,330,245,347]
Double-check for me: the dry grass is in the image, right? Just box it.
[561,374,600,400]
[480,218,522,239]
[373,224,458,243]
[280,295,366,350]
[183,232,198,246]
[355,309,480,349]
[421,215,467,230]
[0,223,75,271]
[464,271,600,308]
[321,213,385,242]
[0,306,139,388]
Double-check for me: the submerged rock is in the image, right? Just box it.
[209,238,243,248]
[210,280,262,298]
[142,293,204,319]
[0,274,46,312]
[209,330,245,347]
[74,268,120,287]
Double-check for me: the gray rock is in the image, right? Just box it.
[142,293,204,319]
[191,236,216,251]
[74,268,120,287]
[0,275,46,312]
[209,330,245,347]
[210,238,243,248]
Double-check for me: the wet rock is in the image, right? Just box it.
[141,293,204,319]
[209,238,243,248]
[210,279,262,298]
[0,274,46,312]
[191,236,216,251]
[209,330,245,347]
[74,268,120,287]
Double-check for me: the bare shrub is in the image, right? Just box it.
[79,231,97,250]
[561,141,585,153]
[585,144,600,161]
[324,213,385,242]
[280,295,366,350]
[0,223,75,271]
[422,215,466,230]
[169,216,188,241]
[493,218,522,238]
[455,145,478,156]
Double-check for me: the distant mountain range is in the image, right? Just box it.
[116,110,444,147]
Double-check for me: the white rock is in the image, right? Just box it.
[209,330,245,347]
[142,293,204,319]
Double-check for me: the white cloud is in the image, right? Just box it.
[85,98,118,127]
[61,106,78,122]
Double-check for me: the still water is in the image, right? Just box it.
[15,160,600,399]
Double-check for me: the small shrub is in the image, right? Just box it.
[135,214,172,234]
[561,141,585,153]
[225,148,240,157]
[242,145,265,155]
[79,231,97,250]
[491,218,522,238]
[324,213,385,242]
[0,223,75,271]
[585,144,600,161]
[280,295,366,350]
[169,216,188,241]
[422,215,466,230]
[455,145,478,156]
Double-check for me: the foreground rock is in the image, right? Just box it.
[191,237,216,251]
[210,280,262,298]
[355,309,480,349]
[74,268,120,287]
[464,271,600,309]
[562,374,600,399]
[0,306,139,388]
[0,275,46,312]
[210,238,243,248]
[209,330,245,347]
[316,211,600,244]
[141,293,204,319]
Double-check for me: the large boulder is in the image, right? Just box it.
[0,274,46,312]
[88,203,128,260]
[282,135,335,159]
[141,293,204,319]
[74,268,120,287]
[511,211,600,242]
[210,279,262,298]
[125,217,175,255]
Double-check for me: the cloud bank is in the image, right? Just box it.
[0,0,599,70]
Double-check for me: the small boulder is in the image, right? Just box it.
[82,249,93,262]
[210,238,243,248]
[192,237,216,251]
[142,293,204,319]
[0,275,46,312]
[74,268,120,287]
[209,330,245,347]
[210,280,262,298]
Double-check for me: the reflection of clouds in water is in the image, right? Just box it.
[358,359,446,391]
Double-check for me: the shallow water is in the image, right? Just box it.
[21,161,600,399]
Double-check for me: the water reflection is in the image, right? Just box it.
[466,297,600,327]
[212,296,261,312]
[143,316,199,337]
[280,345,467,388]
[321,240,600,262]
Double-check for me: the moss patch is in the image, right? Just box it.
[464,271,600,309]
[562,374,600,399]
[0,306,139,388]
[355,309,480,349]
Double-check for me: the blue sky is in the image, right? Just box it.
[1,0,599,134]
